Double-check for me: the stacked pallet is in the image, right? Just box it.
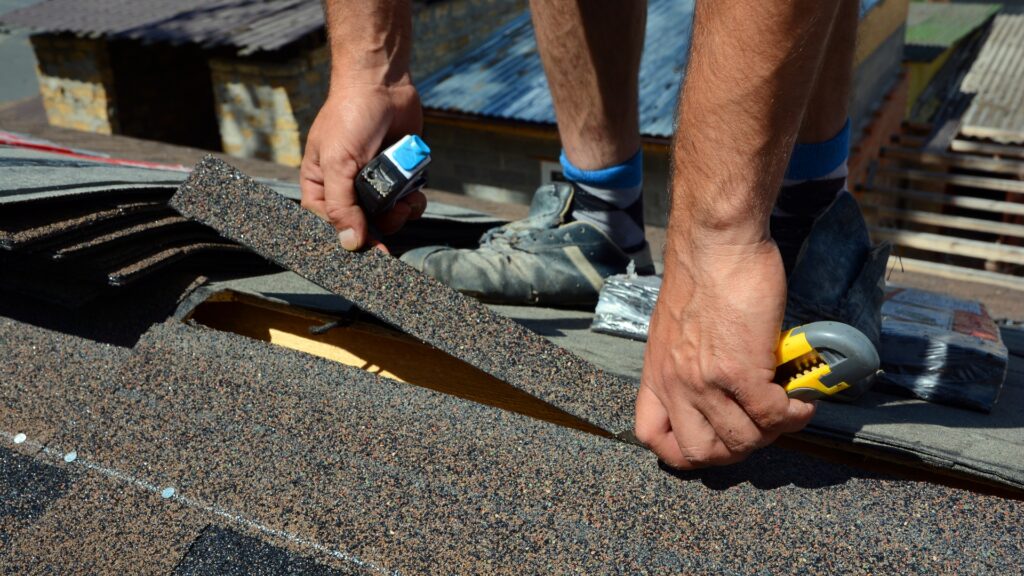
[859,122,1024,290]
[0,141,271,305]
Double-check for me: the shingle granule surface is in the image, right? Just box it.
[1,317,1021,574]
[175,526,359,576]
[170,156,638,433]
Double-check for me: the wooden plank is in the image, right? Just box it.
[872,227,1024,265]
[894,134,928,148]
[878,168,1024,195]
[902,121,934,135]
[861,186,1024,217]
[951,139,1024,160]
[887,256,1024,291]
[881,147,1024,177]
[849,73,910,187]
[863,204,1024,239]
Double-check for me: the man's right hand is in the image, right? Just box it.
[300,82,426,253]
[635,237,816,469]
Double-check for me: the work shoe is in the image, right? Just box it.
[401,182,655,305]
[783,191,891,401]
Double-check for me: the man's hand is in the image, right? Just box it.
[303,0,420,252]
[635,238,816,469]
[300,83,426,252]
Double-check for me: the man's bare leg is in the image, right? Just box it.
[530,0,646,169]
[398,1,652,304]
[773,0,860,272]
[529,0,651,257]
[799,0,859,143]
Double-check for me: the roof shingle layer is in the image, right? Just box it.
[169,156,639,434]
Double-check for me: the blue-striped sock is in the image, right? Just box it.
[772,119,851,273]
[560,149,647,253]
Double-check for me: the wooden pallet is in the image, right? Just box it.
[859,119,1024,289]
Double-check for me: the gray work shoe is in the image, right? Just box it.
[401,183,655,305]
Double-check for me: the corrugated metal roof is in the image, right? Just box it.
[420,0,886,138]
[905,1,1000,61]
[960,13,1024,143]
[419,0,694,138]
[0,0,324,55]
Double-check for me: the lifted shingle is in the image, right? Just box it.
[170,156,638,434]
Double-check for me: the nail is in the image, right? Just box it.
[338,229,358,251]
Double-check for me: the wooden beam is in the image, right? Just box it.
[863,204,1024,239]
[951,139,1024,160]
[861,186,1024,217]
[872,227,1024,265]
[886,256,1024,291]
[878,168,1024,195]
[902,121,934,135]
[849,73,910,188]
[894,134,928,148]
[881,147,1024,177]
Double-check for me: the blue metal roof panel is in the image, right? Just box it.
[421,0,887,137]
[419,1,694,137]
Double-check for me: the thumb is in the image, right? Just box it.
[323,154,370,251]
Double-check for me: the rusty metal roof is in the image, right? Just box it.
[0,0,324,55]
[960,13,1024,144]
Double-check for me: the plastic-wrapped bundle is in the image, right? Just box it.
[590,274,661,341]
[877,287,1008,412]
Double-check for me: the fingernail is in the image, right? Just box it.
[338,229,358,251]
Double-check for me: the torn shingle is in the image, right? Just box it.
[169,156,638,434]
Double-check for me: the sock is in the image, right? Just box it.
[560,149,647,253]
[772,119,851,274]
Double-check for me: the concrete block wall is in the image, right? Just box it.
[209,46,329,167]
[30,34,117,134]
[423,121,673,226]
[208,0,528,167]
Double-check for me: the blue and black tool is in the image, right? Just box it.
[355,134,431,217]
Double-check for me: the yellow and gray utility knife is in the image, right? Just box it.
[775,321,880,401]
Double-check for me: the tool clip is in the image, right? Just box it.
[774,321,880,401]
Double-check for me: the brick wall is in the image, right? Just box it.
[423,120,673,226]
[30,34,117,134]
[209,46,329,167]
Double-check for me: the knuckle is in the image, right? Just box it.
[722,432,761,455]
[634,425,657,449]
[681,444,716,467]
[747,402,786,430]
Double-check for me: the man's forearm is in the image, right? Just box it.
[670,0,841,250]
[322,0,413,88]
